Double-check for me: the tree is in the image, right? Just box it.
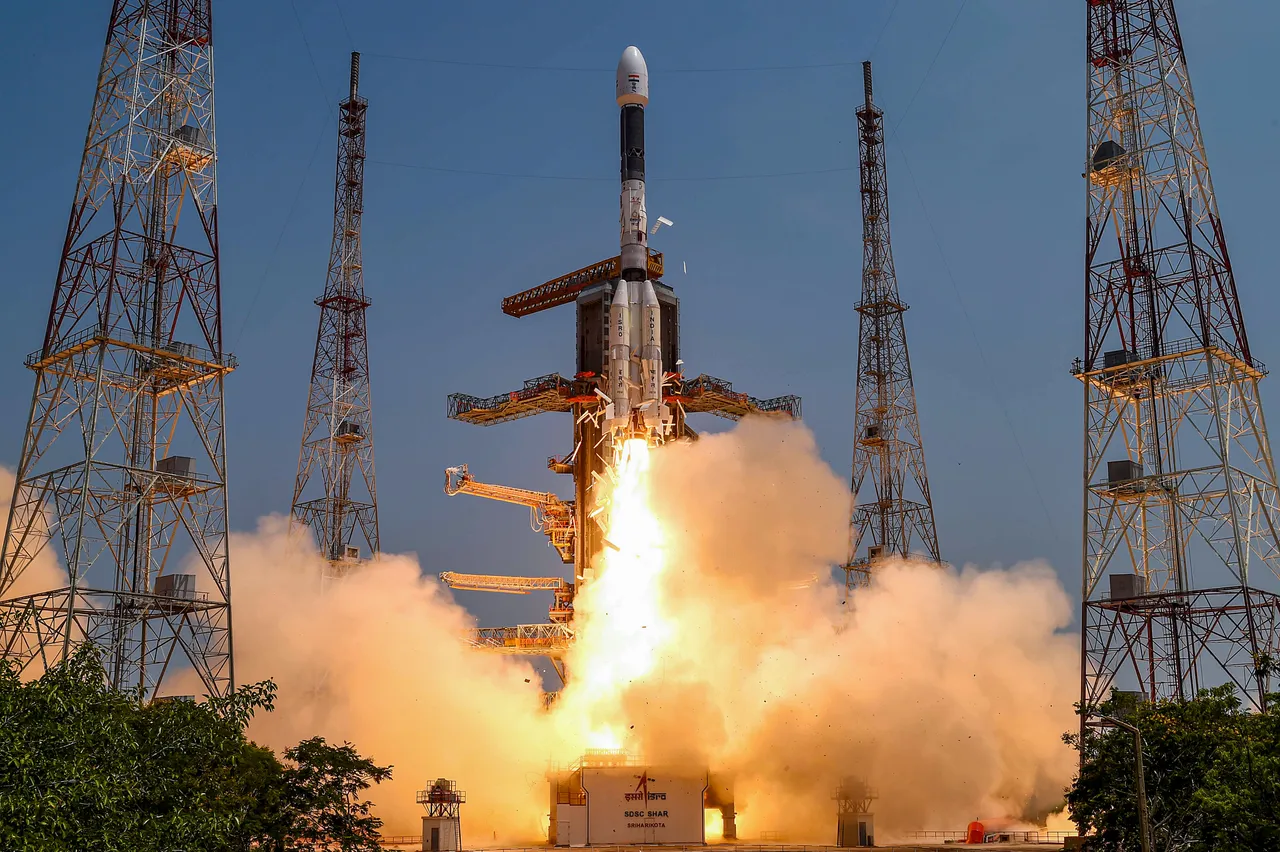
[283,737,394,851]
[0,646,392,851]
[226,742,292,851]
[1066,685,1280,852]
[0,644,280,851]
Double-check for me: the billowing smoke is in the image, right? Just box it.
[553,418,1078,839]
[1,416,1078,839]
[211,518,558,840]
[0,466,65,600]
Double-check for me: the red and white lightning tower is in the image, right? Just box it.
[1077,0,1280,725]
[290,53,379,578]
[844,61,941,590]
[0,0,234,697]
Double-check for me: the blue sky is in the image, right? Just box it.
[2,1,1279,631]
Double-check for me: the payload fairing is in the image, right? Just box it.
[605,46,672,446]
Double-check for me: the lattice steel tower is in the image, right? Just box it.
[1076,0,1280,723]
[290,53,378,578]
[844,61,940,590]
[0,0,233,697]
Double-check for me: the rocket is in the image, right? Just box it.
[607,46,670,443]
[617,45,649,286]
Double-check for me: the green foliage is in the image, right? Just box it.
[283,737,394,852]
[0,644,279,850]
[1066,685,1280,852]
[225,742,294,851]
[0,646,391,851]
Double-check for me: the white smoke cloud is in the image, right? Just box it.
[3,413,1079,839]
[217,516,558,840]
[555,418,1079,838]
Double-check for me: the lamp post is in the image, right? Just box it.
[1087,715,1151,852]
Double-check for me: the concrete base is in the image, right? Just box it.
[836,813,874,847]
[420,816,461,852]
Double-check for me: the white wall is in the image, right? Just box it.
[421,816,462,852]
[552,803,588,847]
[581,766,707,845]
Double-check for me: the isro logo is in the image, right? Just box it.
[624,771,668,803]
[624,770,669,826]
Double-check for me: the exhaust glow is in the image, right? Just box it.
[571,438,672,749]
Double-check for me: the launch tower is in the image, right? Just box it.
[290,52,379,578]
[844,61,941,590]
[443,47,800,684]
[1076,0,1280,727]
[0,0,234,698]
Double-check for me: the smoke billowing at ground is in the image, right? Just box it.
[554,419,1078,837]
[162,418,1075,838]
[205,518,557,839]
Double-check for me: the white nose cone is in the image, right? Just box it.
[616,46,649,107]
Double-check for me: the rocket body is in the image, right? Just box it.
[609,280,632,418]
[640,280,662,405]
[617,46,649,279]
[606,46,670,442]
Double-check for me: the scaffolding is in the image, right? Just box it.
[1078,0,1280,730]
[0,0,234,698]
[439,572,574,622]
[467,623,575,654]
[449,372,800,428]
[443,466,575,563]
[290,52,379,576]
[844,60,941,592]
[502,252,665,317]
[417,778,466,817]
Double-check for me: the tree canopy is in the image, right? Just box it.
[0,646,392,851]
[284,737,394,851]
[1066,685,1280,852]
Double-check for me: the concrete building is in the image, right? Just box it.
[549,751,717,847]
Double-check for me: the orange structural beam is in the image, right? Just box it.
[501,252,664,317]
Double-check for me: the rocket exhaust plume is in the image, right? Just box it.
[561,437,672,750]
[164,416,1076,839]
